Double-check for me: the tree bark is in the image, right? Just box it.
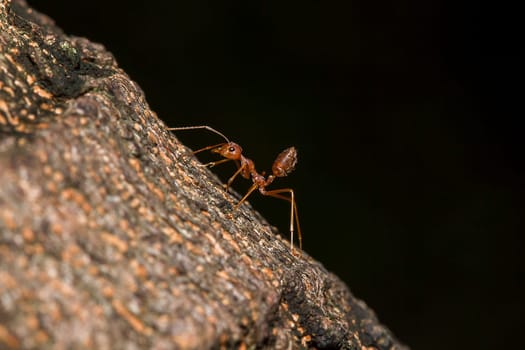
[0,1,408,349]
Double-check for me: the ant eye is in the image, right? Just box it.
[229,147,236,153]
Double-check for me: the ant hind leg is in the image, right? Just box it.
[262,188,302,252]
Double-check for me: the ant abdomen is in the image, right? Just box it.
[272,147,297,177]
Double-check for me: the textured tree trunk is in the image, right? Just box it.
[0,1,408,349]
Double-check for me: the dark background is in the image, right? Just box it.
[29,1,523,349]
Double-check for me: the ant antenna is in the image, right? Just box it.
[167,125,230,143]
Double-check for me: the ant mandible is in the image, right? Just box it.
[168,125,302,252]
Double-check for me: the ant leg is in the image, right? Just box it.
[201,158,232,168]
[263,189,302,251]
[176,142,228,165]
[233,183,258,211]
[225,164,246,192]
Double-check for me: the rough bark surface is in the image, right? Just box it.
[0,1,408,349]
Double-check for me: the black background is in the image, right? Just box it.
[29,1,523,349]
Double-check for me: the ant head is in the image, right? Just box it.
[212,142,243,160]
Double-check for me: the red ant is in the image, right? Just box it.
[168,125,302,252]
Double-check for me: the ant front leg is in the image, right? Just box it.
[201,158,232,168]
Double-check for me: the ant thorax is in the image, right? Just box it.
[240,157,254,179]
